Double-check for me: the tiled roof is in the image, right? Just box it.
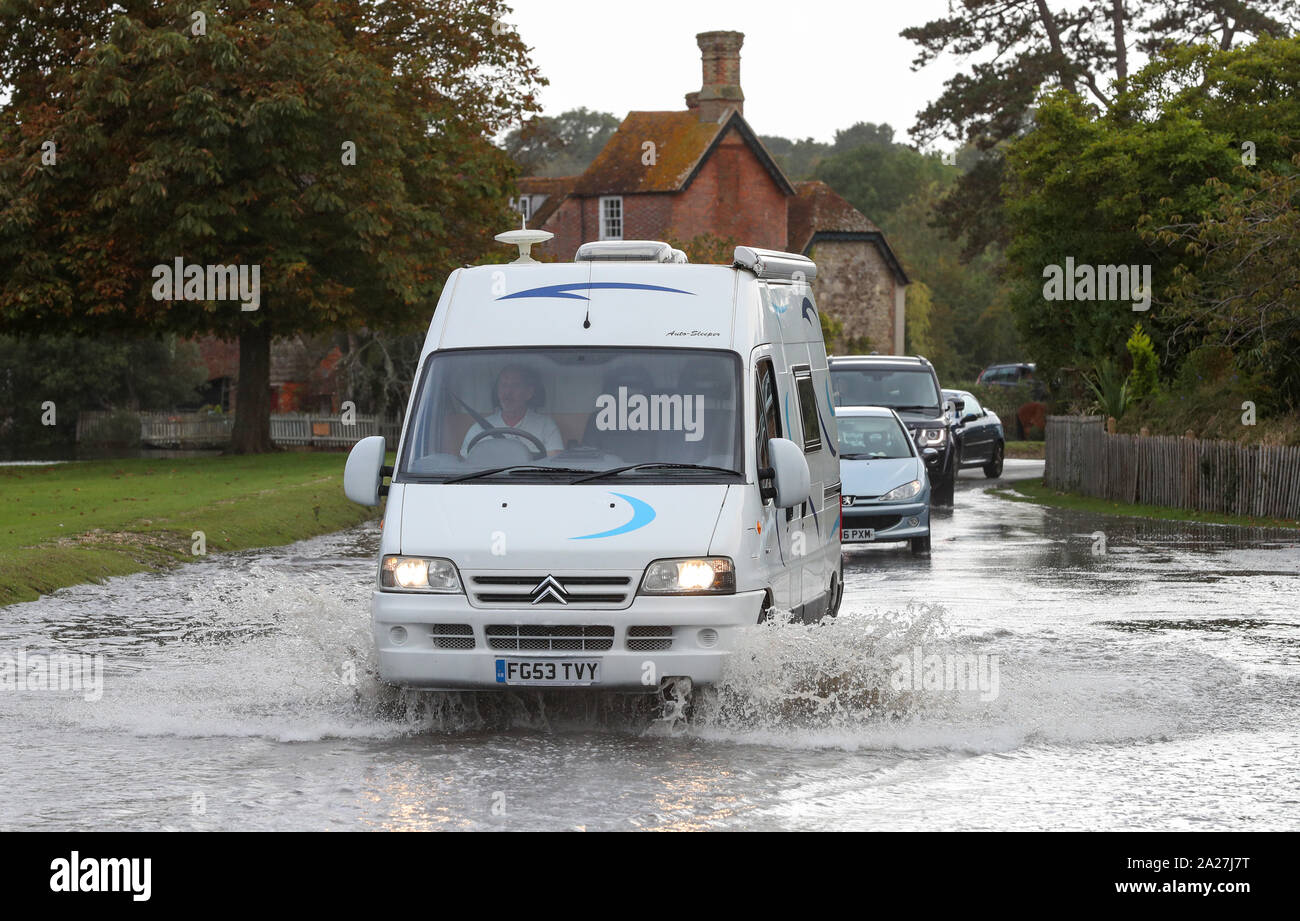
[789,181,908,285]
[517,175,577,227]
[568,110,793,197]
[787,181,881,253]
[570,111,722,195]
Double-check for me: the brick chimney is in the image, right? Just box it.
[691,31,744,122]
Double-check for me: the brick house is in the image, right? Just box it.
[193,333,344,415]
[516,30,909,353]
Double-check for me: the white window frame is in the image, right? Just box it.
[599,196,623,240]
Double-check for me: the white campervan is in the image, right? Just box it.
[344,232,842,697]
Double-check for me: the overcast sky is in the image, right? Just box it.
[507,0,962,146]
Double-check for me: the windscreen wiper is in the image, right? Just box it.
[571,463,743,484]
[443,465,591,484]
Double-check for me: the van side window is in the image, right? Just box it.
[793,367,821,453]
[755,358,781,477]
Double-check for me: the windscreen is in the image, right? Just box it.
[399,347,743,480]
[831,367,940,411]
[837,415,915,459]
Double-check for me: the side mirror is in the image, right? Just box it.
[344,435,388,506]
[961,411,980,424]
[922,447,939,461]
[765,437,810,508]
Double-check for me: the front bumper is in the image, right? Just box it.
[841,500,930,543]
[371,589,766,690]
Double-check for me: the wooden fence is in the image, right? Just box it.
[269,413,401,447]
[77,411,401,450]
[1044,415,1300,520]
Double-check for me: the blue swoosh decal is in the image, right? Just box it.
[498,282,693,301]
[802,297,817,325]
[783,391,792,439]
[570,492,656,540]
[806,497,821,536]
[824,378,836,417]
[818,403,837,456]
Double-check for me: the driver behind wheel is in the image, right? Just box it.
[460,364,563,457]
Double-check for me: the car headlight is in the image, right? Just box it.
[640,557,736,595]
[880,479,923,501]
[916,428,947,446]
[379,555,463,593]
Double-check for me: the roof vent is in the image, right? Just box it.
[495,221,554,264]
[575,241,688,263]
[733,246,817,282]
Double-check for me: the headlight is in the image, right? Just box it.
[880,479,923,501]
[379,555,462,593]
[916,428,947,446]
[640,557,736,595]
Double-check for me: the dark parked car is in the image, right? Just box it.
[977,362,1048,400]
[943,388,1005,478]
[829,354,958,505]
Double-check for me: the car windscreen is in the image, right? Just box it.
[830,367,940,412]
[837,415,915,459]
[398,346,743,480]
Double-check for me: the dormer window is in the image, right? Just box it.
[599,196,623,240]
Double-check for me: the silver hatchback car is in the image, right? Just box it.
[837,406,933,554]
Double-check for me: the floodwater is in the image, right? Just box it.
[2,460,1297,830]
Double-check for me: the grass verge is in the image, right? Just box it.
[0,453,379,607]
[990,478,1300,530]
[1004,441,1045,460]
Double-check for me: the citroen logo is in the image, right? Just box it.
[530,575,568,605]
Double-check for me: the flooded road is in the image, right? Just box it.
[3,460,1298,830]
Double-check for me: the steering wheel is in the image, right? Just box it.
[465,426,547,459]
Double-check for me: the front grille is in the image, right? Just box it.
[626,626,673,651]
[486,625,615,652]
[470,574,632,607]
[845,514,903,531]
[431,623,475,649]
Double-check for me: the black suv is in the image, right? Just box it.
[829,355,957,505]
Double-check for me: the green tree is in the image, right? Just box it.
[0,0,543,452]
[1003,35,1300,387]
[1156,159,1300,408]
[0,334,208,458]
[813,123,954,219]
[902,0,1299,255]
[503,107,620,177]
[1126,322,1160,400]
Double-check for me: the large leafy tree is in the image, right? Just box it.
[1002,35,1300,386]
[902,0,1299,256]
[0,0,543,452]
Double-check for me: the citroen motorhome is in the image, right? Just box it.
[344,232,842,695]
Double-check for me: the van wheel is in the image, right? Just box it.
[757,592,774,624]
[983,442,1005,479]
[910,534,932,554]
